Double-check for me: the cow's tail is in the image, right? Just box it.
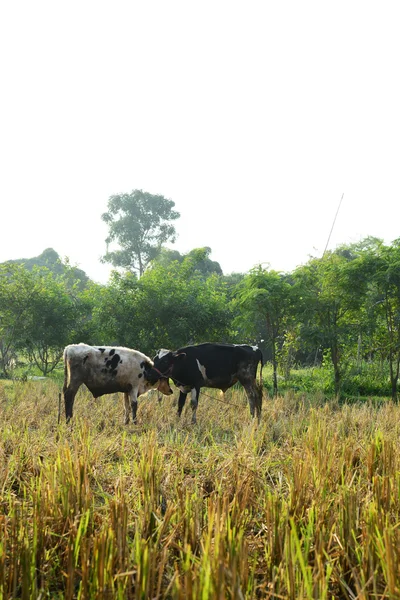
[63,346,76,423]
[63,347,71,389]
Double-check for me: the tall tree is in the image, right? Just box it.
[101,189,180,276]
[23,268,79,375]
[292,248,369,396]
[237,267,292,396]
[365,239,400,401]
[0,264,35,377]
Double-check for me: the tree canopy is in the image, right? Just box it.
[101,189,180,276]
[152,246,223,278]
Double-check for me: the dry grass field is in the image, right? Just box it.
[0,379,400,599]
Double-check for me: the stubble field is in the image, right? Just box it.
[0,380,400,599]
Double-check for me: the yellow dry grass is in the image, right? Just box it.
[0,379,399,599]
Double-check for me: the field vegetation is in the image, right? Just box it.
[2,203,400,597]
[1,379,399,599]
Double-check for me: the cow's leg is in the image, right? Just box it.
[177,391,187,418]
[123,393,130,424]
[190,387,200,424]
[127,388,139,423]
[63,385,79,423]
[241,380,261,421]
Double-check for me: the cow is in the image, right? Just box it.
[63,343,173,424]
[153,343,264,424]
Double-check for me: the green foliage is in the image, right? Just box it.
[180,247,223,277]
[220,272,245,300]
[283,365,335,395]
[236,267,292,335]
[236,267,293,395]
[101,189,180,276]
[22,268,80,374]
[6,235,400,400]
[0,263,37,376]
[364,239,400,400]
[152,246,223,278]
[274,361,391,399]
[91,260,232,355]
[292,250,369,395]
[89,271,140,348]
[151,247,183,268]
[6,247,89,289]
[0,263,95,376]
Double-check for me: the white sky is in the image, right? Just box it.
[1,1,399,283]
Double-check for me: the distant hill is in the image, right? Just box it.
[5,248,90,288]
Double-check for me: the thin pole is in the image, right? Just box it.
[323,193,344,256]
[313,193,345,366]
[58,392,61,424]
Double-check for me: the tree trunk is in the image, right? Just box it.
[391,378,398,402]
[271,335,278,397]
[356,334,362,371]
[331,343,341,397]
[0,342,12,378]
[284,345,293,380]
[389,350,399,402]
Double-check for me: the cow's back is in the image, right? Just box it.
[174,343,253,382]
[64,343,94,387]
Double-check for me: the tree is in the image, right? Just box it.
[237,267,292,396]
[0,262,91,377]
[292,248,369,396]
[22,268,83,375]
[152,246,223,278]
[0,264,36,377]
[151,247,184,269]
[365,239,400,401]
[182,247,223,277]
[89,271,141,348]
[101,189,180,276]
[91,261,232,356]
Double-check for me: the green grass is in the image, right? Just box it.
[0,379,400,598]
[261,361,393,401]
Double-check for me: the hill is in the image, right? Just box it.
[5,248,90,288]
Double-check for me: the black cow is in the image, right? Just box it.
[153,343,263,423]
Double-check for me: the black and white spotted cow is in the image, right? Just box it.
[63,343,172,424]
[153,343,264,424]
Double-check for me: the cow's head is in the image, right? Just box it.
[142,360,173,395]
[153,348,186,377]
[157,377,173,395]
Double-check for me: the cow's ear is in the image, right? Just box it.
[174,352,186,361]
